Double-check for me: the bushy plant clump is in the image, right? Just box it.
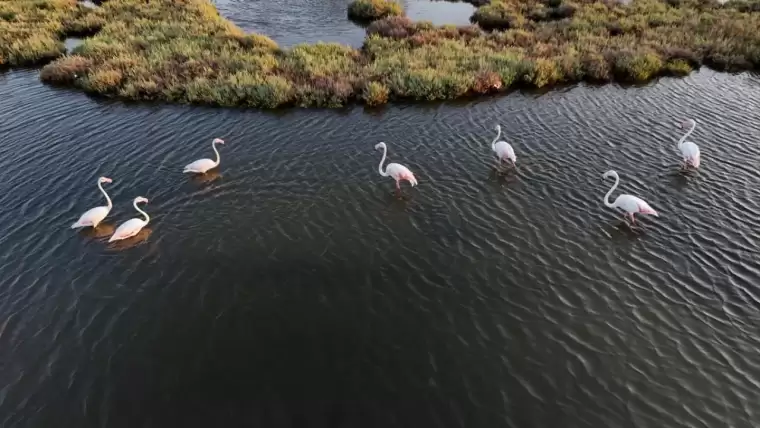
[347,0,403,22]
[25,0,760,108]
[0,0,104,67]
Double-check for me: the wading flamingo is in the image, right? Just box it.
[603,170,658,225]
[375,142,418,193]
[491,125,516,167]
[71,176,114,229]
[677,119,700,169]
[183,138,225,174]
[108,197,150,242]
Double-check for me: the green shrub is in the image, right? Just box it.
[611,50,664,81]
[388,68,472,100]
[83,67,124,93]
[471,1,525,30]
[665,59,693,76]
[347,0,403,22]
[8,35,64,65]
[362,81,390,105]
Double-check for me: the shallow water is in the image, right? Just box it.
[2,63,760,427]
[64,38,84,53]
[214,0,475,47]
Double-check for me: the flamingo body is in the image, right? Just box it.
[494,141,516,164]
[491,125,516,165]
[183,158,217,174]
[680,141,700,168]
[109,197,150,242]
[385,163,418,187]
[109,218,148,242]
[603,170,658,224]
[183,138,224,174]
[71,176,113,229]
[374,142,417,191]
[608,194,658,217]
[71,206,110,228]
[677,119,701,169]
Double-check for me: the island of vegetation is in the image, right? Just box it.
[2,0,759,109]
[347,0,403,22]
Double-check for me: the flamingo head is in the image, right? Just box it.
[99,177,113,184]
[679,119,695,129]
[213,138,225,145]
[495,124,501,131]
[602,170,616,180]
[374,142,386,150]
[134,196,149,204]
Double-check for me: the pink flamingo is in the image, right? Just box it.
[108,197,150,242]
[183,138,225,174]
[677,119,700,169]
[375,142,418,193]
[71,176,114,229]
[603,170,658,225]
[491,125,516,167]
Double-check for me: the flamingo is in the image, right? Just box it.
[491,125,516,167]
[603,170,658,225]
[375,142,418,193]
[70,176,114,229]
[108,197,150,242]
[183,138,225,174]
[677,119,700,169]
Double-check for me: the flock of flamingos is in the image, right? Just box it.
[70,119,702,242]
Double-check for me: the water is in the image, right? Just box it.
[214,0,475,47]
[4,11,760,427]
[64,38,84,53]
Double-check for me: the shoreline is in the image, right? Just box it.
[3,0,760,109]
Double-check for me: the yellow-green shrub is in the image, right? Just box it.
[362,81,390,106]
[347,0,403,22]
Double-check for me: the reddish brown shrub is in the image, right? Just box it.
[471,70,503,94]
[366,16,415,39]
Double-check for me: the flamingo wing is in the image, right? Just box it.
[71,206,110,228]
[387,163,417,187]
[109,218,147,242]
[183,158,216,173]
[635,198,658,216]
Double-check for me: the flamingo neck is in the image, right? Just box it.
[212,141,221,167]
[677,121,696,149]
[378,145,389,177]
[98,180,112,210]
[491,127,501,151]
[604,174,619,208]
[134,201,150,224]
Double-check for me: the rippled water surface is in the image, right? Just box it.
[3,61,760,426]
[214,0,475,47]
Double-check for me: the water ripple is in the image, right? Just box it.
[2,66,760,427]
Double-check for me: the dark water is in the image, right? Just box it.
[214,0,475,47]
[3,60,760,427]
